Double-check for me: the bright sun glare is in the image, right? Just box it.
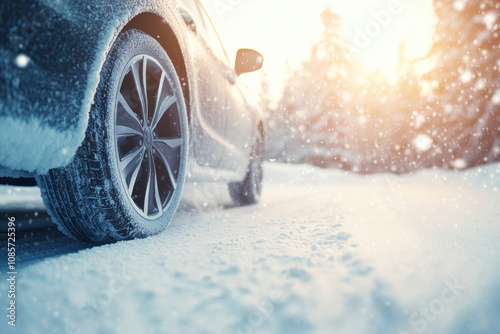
[203,0,436,98]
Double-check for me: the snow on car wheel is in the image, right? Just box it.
[229,125,264,206]
[37,29,188,243]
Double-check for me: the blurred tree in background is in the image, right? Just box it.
[266,1,500,173]
[267,9,354,168]
[421,0,500,169]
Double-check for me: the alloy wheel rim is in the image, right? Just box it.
[114,55,183,220]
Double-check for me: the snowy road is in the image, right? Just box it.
[1,163,500,334]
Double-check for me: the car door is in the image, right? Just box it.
[195,1,253,172]
[222,75,256,171]
[179,0,227,168]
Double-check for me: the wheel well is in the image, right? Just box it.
[0,177,37,186]
[123,13,191,122]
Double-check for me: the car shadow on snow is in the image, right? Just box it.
[0,221,95,269]
[0,192,236,270]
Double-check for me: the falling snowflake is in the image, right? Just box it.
[492,89,500,105]
[453,1,465,11]
[451,159,468,169]
[460,70,473,83]
[412,134,433,152]
[14,54,30,68]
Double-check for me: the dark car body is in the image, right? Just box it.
[0,0,263,184]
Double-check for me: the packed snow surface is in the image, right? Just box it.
[1,162,499,334]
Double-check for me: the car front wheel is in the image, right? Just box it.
[37,29,188,243]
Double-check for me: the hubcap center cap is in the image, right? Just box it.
[144,128,153,149]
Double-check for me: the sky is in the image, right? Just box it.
[201,0,437,100]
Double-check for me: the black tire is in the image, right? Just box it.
[37,30,189,243]
[229,126,264,206]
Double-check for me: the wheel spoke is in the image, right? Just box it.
[116,125,143,137]
[152,93,176,130]
[131,59,148,122]
[153,160,163,215]
[144,152,161,216]
[119,147,145,189]
[142,56,149,121]
[154,138,183,149]
[154,142,177,190]
[117,93,143,133]
[151,72,165,127]
[127,154,142,195]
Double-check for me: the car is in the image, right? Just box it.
[0,0,265,243]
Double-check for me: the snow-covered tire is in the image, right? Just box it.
[37,29,188,243]
[229,126,264,206]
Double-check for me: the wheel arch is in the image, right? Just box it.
[122,12,191,123]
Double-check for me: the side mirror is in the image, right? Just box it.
[235,49,264,75]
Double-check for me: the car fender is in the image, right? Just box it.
[0,0,188,175]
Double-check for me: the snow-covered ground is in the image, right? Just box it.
[1,162,500,334]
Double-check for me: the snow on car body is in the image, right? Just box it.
[0,0,265,242]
